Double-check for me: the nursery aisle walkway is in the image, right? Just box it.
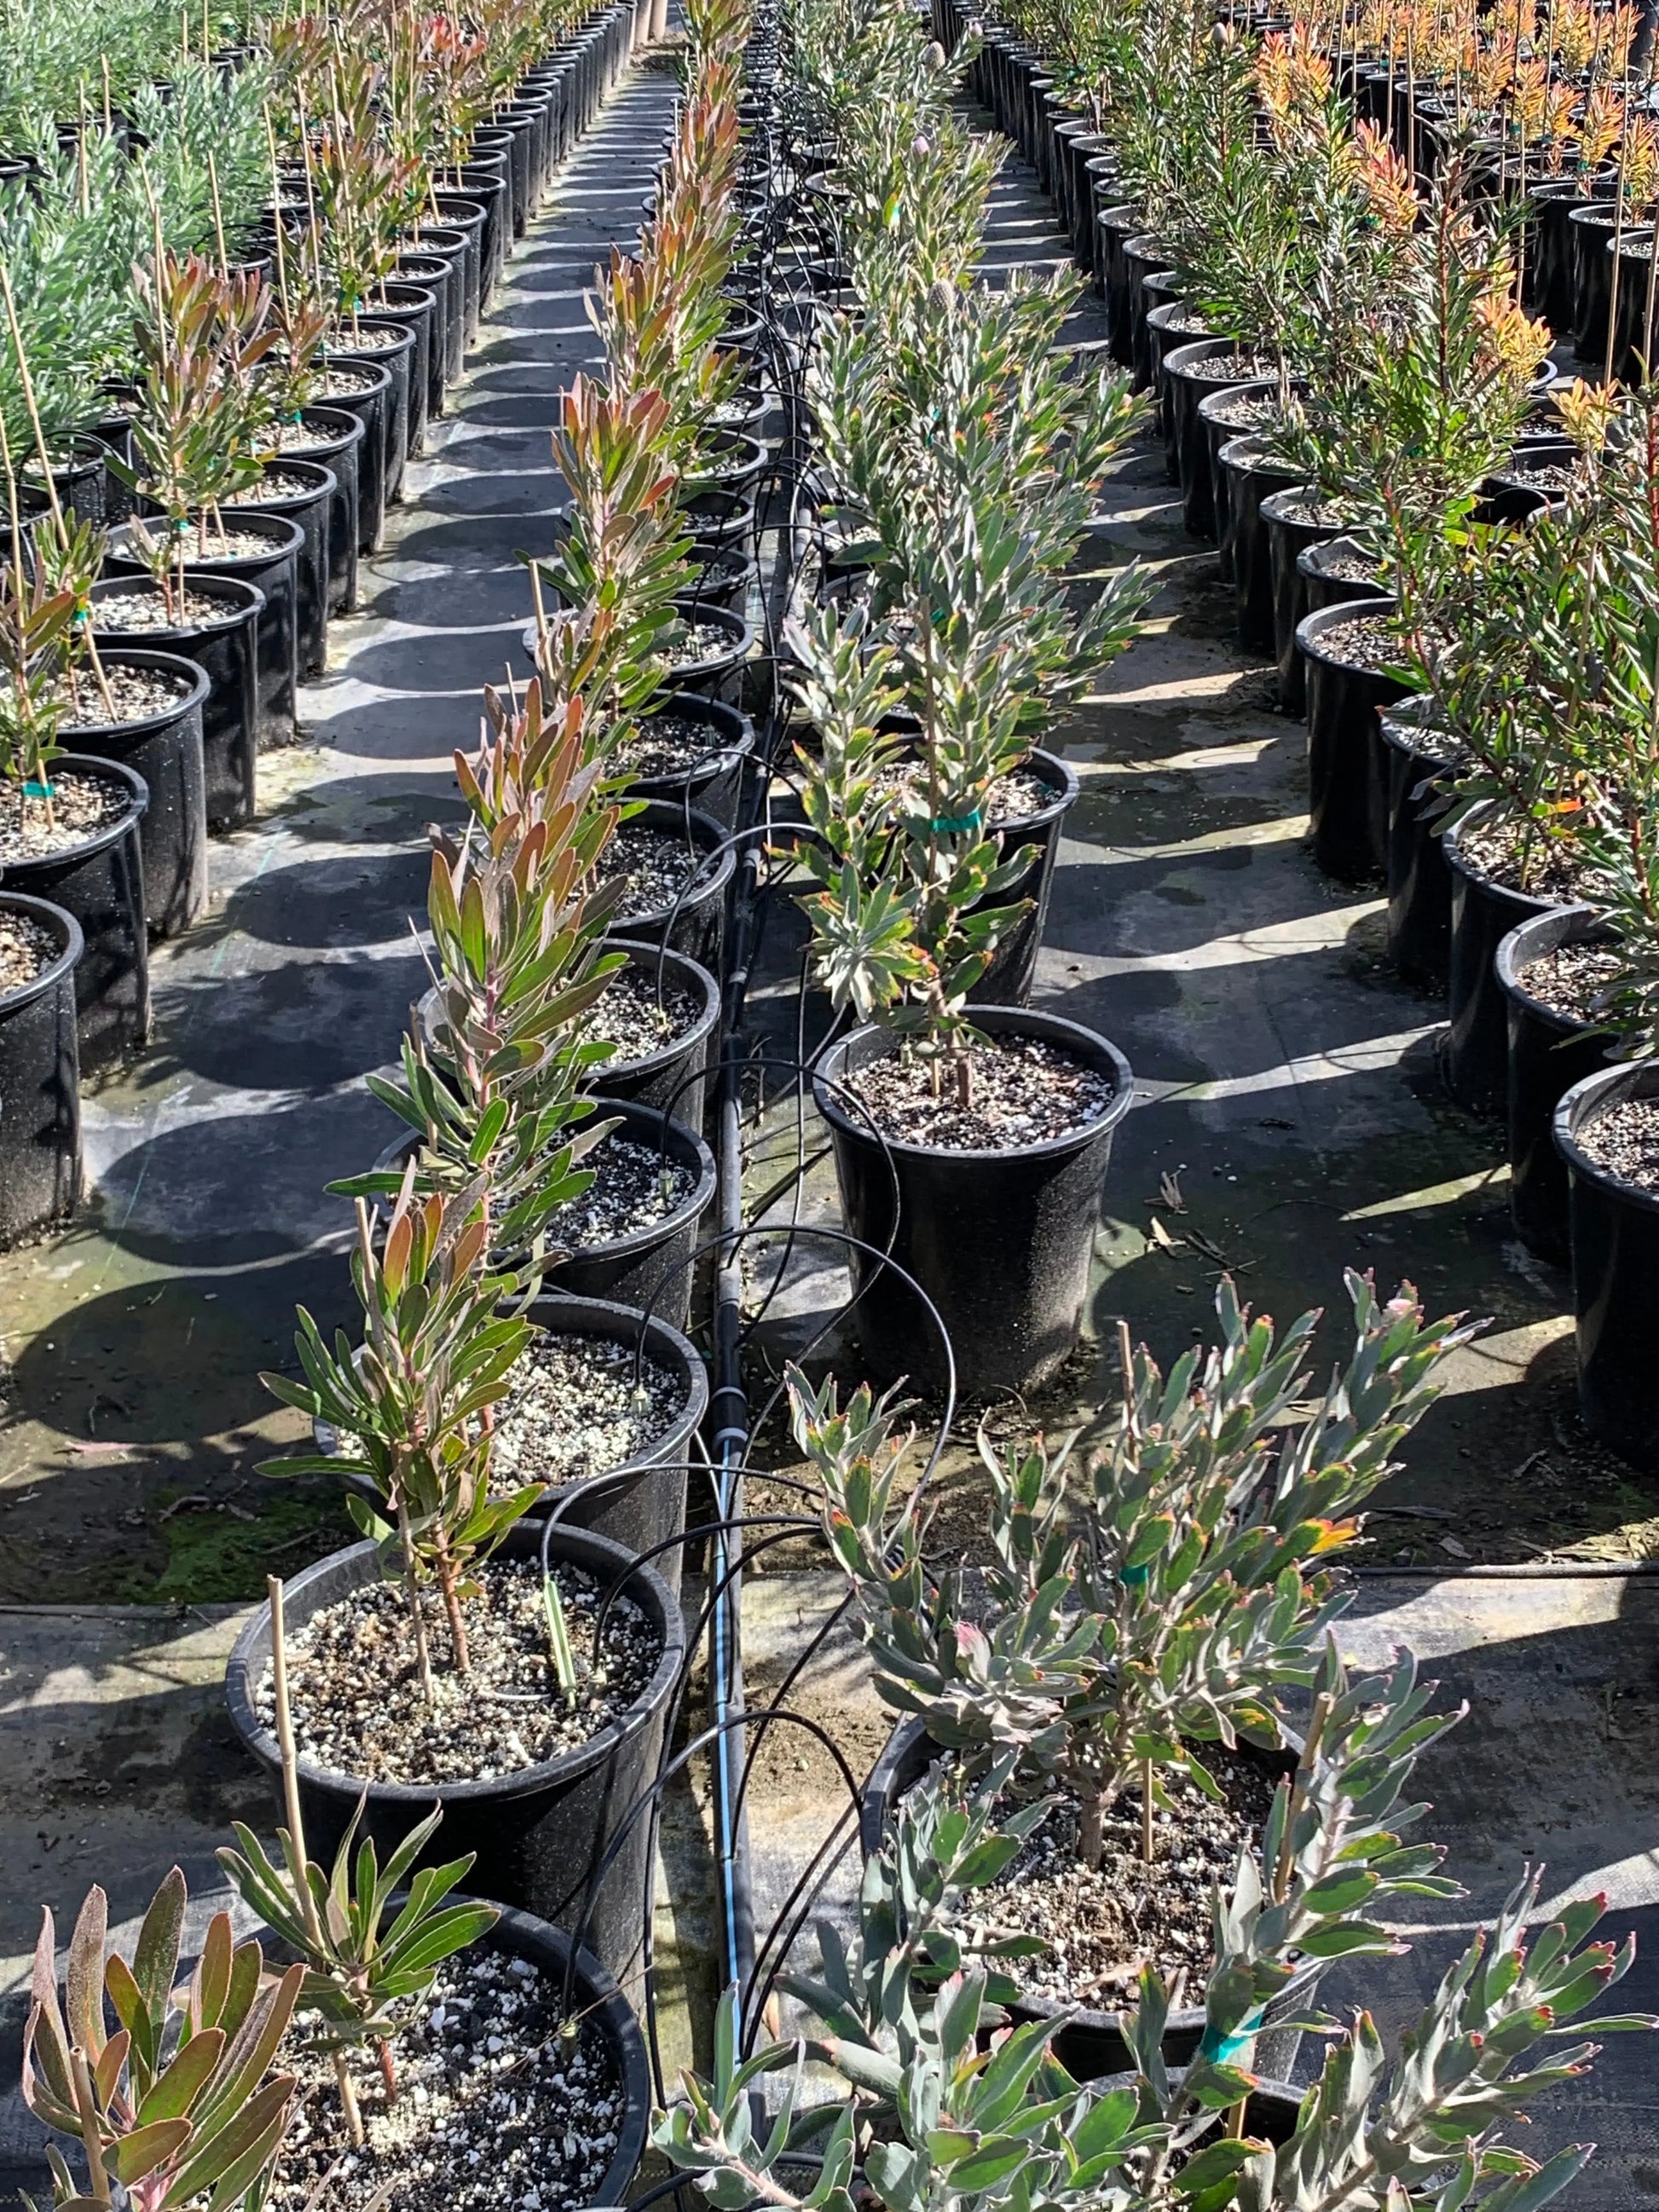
[0,43,712,2119]
[738,119,1659,2207]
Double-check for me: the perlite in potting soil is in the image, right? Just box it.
[605,823,706,921]
[490,1331,685,1487]
[1571,1095,1659,1193]
[0,907,57,992]
[546,1133,696,1249]
[258,1556,659,1784]
[619,709,732,781]
[270,1948,624,2212]
[92,585,241,631]
[0,767,125,862]
[1517,938,1623,1022]
[585,962,699,1065]
[971,1754,1280,2007]
[1458,810,1595,903]
[56,661,195,725]
[847,1036,1115,1149]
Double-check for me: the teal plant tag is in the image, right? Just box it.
[1198,2006,1265,2064]
[24,780,55,800]
[1119,1561,1150,1587]
[928,807,983,835]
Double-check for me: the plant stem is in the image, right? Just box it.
[68,2046,112,2204]
[1141,1755,1155,1864]
[269,1576,366,2147]
[395,1493,437,1706]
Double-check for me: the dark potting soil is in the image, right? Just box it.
[259,1556,660,1785]
[1571,1094,1659,1192]
[978,1754,1280,2006]
[549,1132,696,1249]
[586,962,698,1066]
[1517,938,1622,1022]
[0,766,124,861]
[273,1949,623,2212]
[490,1331,685,1489]
[847,1036,1115,1149]
[0,907,55,992]
[620,710,733,780]
[239,467,328,503]
[1311,609,1404,671]
[92,585,235,632]
[605,824,706,921]
[1459,811,1594,902]
[57,661,194,727]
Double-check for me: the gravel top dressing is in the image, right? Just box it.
[663,618,740,667]
[1499,459,1577,492]
[271,419,341,452]
[93,585,236,631]
[271,1948,623,2212]
[238,467,327,502]
[587,962,700,1064]
[1205,389,1280,430]
[1185,352,1275,383]
[1575,1095,1659,1191]
[974,1755,1280,2006]
[620,709,732,779]
[605,824,706,921]
[1309,609,1402,670]
[490,1331,686,1488]
[260,1556,660,1784]
[1319,550,1384,586]
[0,907,56,991]
[330,322,406,351]
[1460,811,1593,901]
[847,1036,1115,1148]
[1517,938,1622,1021]
[317,366,379,397]
[0,766,124,861]
[1271,491,1354,526]
[186,525,292,560]
[871,763,1057,828]
[58,661,194,725]
[548,1132,696,1248]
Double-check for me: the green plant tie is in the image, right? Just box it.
[24,780,55,799]
[928,807,982,834]
[1119,1561,1150,1587]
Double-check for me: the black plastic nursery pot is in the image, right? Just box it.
[1298,533,1388,620]
[1145,301,1210,465]
[285,403,366,619]
[1554,1061,1659,1470]
[224,1520,686,1978]
[1216,436,1301,650]
[607,798,735,974]
[236,457,337,681]
[1568,201,1619,361]
[1496,905,1618,1265]
[1199,389,1277,585]
[546,1097,715,1327]
[1120,232,1170,390]
[1295,597,1408,882]
[0,893,83,1249]
[592,939,720,1128]
[1165,341,1269,541]
[1379,697,1460,989]
[429,194,488,339]
[1262,485,1349,717]
[624,691,754,829]
[400,233,467,393]
[62,649,209,939]
[813,1005,1134,1397]
[680,539,753,620]
[455,162,511,299]
[1096,205,1146,364]
[326,318,418,512]
[87,574,263,835]
[371,280,439,455]
[3,754,150,1070]
[969,747,1081,1008]
[861,1716,1298,2079]
[1444,806,1569,1117]
[106,511,303,754]
[314,356,393,555]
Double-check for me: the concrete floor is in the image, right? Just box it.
[1,55,1657,2212]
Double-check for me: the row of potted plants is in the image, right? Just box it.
[0,0,648,1248]
[933,0,1659,1474]
[18,0,779,2192]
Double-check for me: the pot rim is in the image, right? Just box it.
[624,692,755,799]
[1163,336,1251,380]
[111,510,306,566]
[1494,901,1613,1037]
[601,937,722,1077]
[1145,298,1211,336]
[1216,431,1303,482]
[291,403,369,453]
[309,356,394,401]
[224,1522,687,1808]
[813,1003,1136,1164]
[1298,533,1387,585]
[663,598,755,673]
[0,890,84,1013]
[88,570,267,637]
[1196,376,1279,424]
[61,645,211,737]
[1442,798,1576,915]
[0,751,150,875]
[1258,482,1354,528]
[321,316,418,364]
[239,455,339,506]
[1553,1058,1659,1215]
